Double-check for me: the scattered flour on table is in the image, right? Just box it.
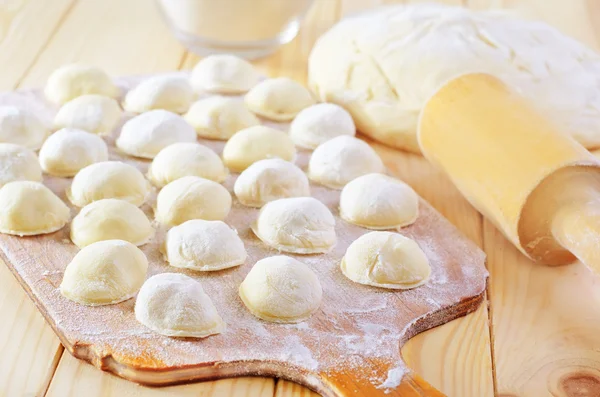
[377,366,407,393]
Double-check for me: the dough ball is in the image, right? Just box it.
[190,54,260,94]
[234,158,309,208]
[67,161,150,207]
[0,106,50,150]
[116,110,196,159]
[239,255,322,323]
[53,94,122,136]
[308,135,385,189]
[184,96,260,140]
[39,128,109,177]
[245,77,315,121]
[0,181,69,236]
[252,197,336,254]
[70,199,154,248]
[155,176,231,226]
[341,231,431,289]
[0,143,42,187]
[222,125,296,172]
[340,173,419,229]
[147,142,227,187]
[44,64,119,105]
[60,240,148,305]
[290,103,356,149]
[123,75,193,114]
[164,219,246,271]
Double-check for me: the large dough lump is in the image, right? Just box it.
[290,103,356,149]
[54,95,122,136]
[123,75,193,114]
[44,64,119,105]
[191,54,260,94]
[0,144,42,187]
[0,106,49,150]
[245,77,315,121]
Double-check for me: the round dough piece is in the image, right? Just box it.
[116,110,197,159]
[0,181,69,236]
[239,255,322,323]
[60,240,148,305]
[155,176,232,226]
[191,54,260,94]
[164,219,246,271]
[123,75,193,114]
[245,77,315,121]
[70,199,154,248]
[67,161,150,207]
[222,125,296,172]
[0,143,42,187]
[39,128,109,177]
[147,142,227,187]
[53,94,122,135]
[234,158,309,208]
[308,135,385,189]
[184,96,260,140]
[339,173,419,229]
[44,64,119,105]
[290,103,356,149]
[0,106,50,150]
[252,197,336,254]
[341,231,431,289]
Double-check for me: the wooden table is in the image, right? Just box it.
[1,1,600,396]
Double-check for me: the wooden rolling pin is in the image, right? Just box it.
[419,73,600,271]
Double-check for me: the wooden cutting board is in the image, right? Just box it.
[0,75,488,397]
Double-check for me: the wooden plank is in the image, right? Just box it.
[275,380,320,397]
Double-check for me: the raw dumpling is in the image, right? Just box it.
[44,64,119,105]
[308,135,385,189]
[239,255,322,323]
[163,219,246,271]
[234,158,309,208]
[339,173,419,229]
[0,181,69,236]
[135,273,225,338]
[116,110,197,159]
[67,161,150,207]
[123,75,193,114]
[341,231,431,289]
[190,54,260,94]
[70,198,154,248]
[60,240,148,305]
[252,197,336,254]
[290,103,356,149]
[53,94,122,135]
[245,77,315,121]
[39,128,109,177]
[155,176,232,226]
[0,143,42,187]
[222,125,296,172]
[0,106,50,150]
[147,142,227,187]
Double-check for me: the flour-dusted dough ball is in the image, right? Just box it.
[135,273,225,338]
[239,255,322,323]
[116,110,196,159]
[245,77,316,121]
[341,231,431,289]
[123,75,193,114]
[39,128,109,177]
[0,106,50,150]
[184,96,260,140]
[191,54,260,94]
[252,197,336,254]
[0,144,42,187]
[60,240,148,305]
[222,125,296,172]
[147,142,227,187]
[290,103,356,149]
[45,64,119,105]
[67,161,150,207]
[70,199,154,248]
[340,173,419,229]
[156,176,232,226]
[54,95,122,135]
[0,181,69,236]
[234,158,309,208]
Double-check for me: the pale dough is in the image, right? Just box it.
[0,106,50,150]
[245,77,315,121]
[54,94,123,136]
[289,103,356,149]
[44,64,119,105]
[0,143,42,187]
[190,54,260,94]
[123,75,193,114]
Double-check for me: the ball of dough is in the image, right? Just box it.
[184,96,260,140]
[289,103,356,149]
[60,240,148,305]
[341,231,431,289]
[53,94,122,136]
[245,77,315,121]
[44,64,119,105]
[155,176,232,226]
[0,181,69,236]
[252,197,336,254]
[123,75,193,114]
[239,255,322,323]
[67,161,150,207]
[222,125,296,172]
[234,158,309,208]
[308,135,385,189]
[70,199,154,248]
[0,143,42,187]
[135,273,225,338]
[190,54,260,94]
[116,110,196,159]
[147,142,227,187]
[0,106,50,150]
[340,173,419,229]
[39,128,109,177]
